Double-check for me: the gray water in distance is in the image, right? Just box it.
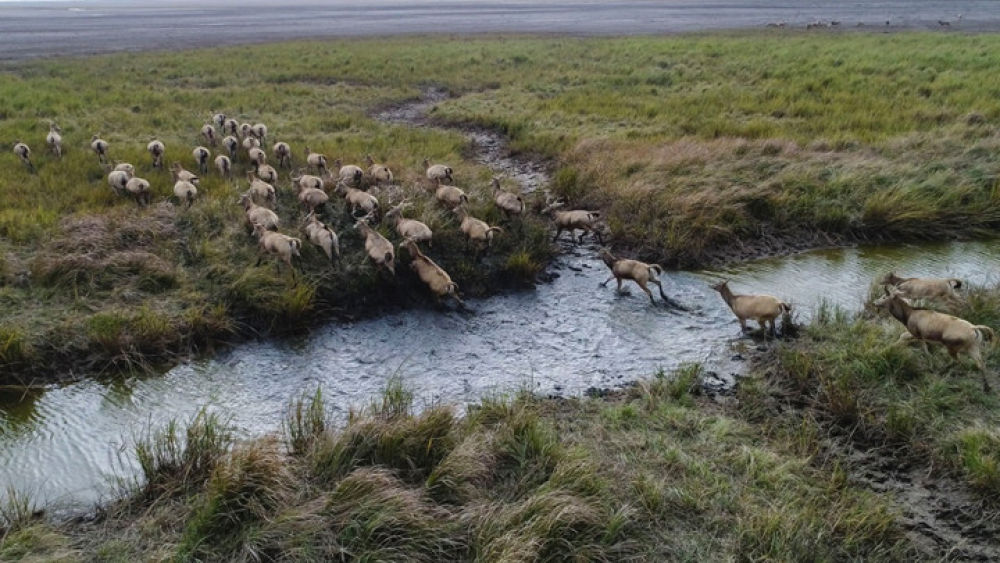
[3,239,1000,509]
[2,1,999,61]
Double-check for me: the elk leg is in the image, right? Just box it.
[739,318,748,332]
[552,227,564,243]
[968,348,992,391]
[652,279,688,310]
[600,275,616,287]
[637,280,655,304]
[653,279,668,301]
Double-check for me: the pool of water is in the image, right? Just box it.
[3,239,998,509]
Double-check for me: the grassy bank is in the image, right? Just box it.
[0,377,911,561]
[0,42,558,385]
[427,33,1000,265]
[742,286,1000,501]
[8,281,1000,559]
[4,32,1000,382]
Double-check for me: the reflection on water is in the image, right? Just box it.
[2,240,999,508]
[711,241,1000,312]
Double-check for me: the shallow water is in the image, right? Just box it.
[712,240,1000,313]
[3,239,1000,509]
[5,91,1000,512]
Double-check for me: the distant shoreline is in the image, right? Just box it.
[1,0,998,62]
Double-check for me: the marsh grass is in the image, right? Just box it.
[5,32,1000,379]
[132,410,234,500]
[744,285,1000,499]
[3,374,911,560]
[0,42,556,385]
[426,33,1000,266]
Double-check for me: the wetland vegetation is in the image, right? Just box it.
[3,31,1000,560]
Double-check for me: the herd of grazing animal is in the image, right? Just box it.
[10,120,997,387]
[7,115,580,307]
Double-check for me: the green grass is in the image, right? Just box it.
[742,284,1000,499]
[5,32,1000,381]
[0,39,560,385]
[425,33,1000,265]
[2,377,911,560]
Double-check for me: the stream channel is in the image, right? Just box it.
[2,92,999,510]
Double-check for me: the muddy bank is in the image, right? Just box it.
[375,87,551,195]
[747,343,1000,559]
[839,438,1000,561]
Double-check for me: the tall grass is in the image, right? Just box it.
[9,375,914,560]
[132,410,234,500]
[743,284,1000,499]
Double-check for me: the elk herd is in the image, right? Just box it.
[9,116,595,310]
[9,119,997,389]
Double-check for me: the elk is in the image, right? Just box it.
[402,239,464,308]
[385,201,433,246]
[541,196,603,244]
[874,287,995,391]
[303,212,339,262]
[710,279,791,336]
[880,272,963,305]
[599,248,685,308]
[492,177,524,219]
[335,180,379,219]
[354,217,395,275]
[254,225,301,279]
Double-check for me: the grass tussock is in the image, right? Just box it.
[743,284,1000,499]
[4,375,916,560]
[133,410,234,500]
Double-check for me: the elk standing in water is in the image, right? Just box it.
[710,279,791,336]
[599,248,685,309]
